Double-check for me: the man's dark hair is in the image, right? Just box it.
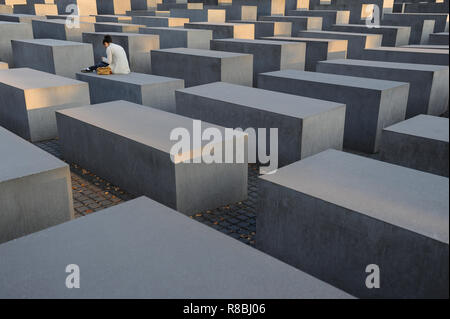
[103,35,113,44]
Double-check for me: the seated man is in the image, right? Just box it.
[82,35,131,74]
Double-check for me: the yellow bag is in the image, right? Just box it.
[97,66,112,75]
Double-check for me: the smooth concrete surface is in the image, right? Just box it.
[0,21,32,67]
[360,46,449,65]
[317,59,449,118]
[0,126,74,244]
[32,19,95,42]
[229,20,292,38]
[170,8,226,23]
[94,14,132,24]
[232,0,285,17]
[380,115,449,177]
[176,82,345,167]
[296,30,382,59]
[151,47,253,87]
[210,38,306,85]
[429,32,449,45]
[96,0,131,15]
[0,197,353,299]
[287,9,350,30]
[258,70,409,153]
[260,15,323,36]
[82,32,159,74]
[382,12,436,44]
[261,36,347,71]
[56,100,248,214]
[11,38,94,79]
[184,22,255,39]
[139,26,212,49]
[330,23,411,47]
[257,149,449,299]
[0,61,7,69]
[94,22,143,33]
[55,0,98,16]
[131,15,189,27]
[0,68,90,142]
[76,71,184,112]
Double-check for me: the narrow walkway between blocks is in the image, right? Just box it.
[35,139,258,246]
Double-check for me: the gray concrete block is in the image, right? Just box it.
[260,15,322,36]
[32,19,95,42]
[76,71,184,112]
[94,22,143,33]
[0,21,33,67]
[11,38,94,79]
[296,30,382,59]
[184,22,255,39]
[0,13,46,23]
[176,82,345,167]
[261,36,347,71]
[330,24,411,47]
[0,196,353,299]
[139,26,212,49]
[232,0,285,17]
[82,32,159,74]
[151,48,253,87]
[430,32,449,45]
[0,61,7,69]
[13,3,58,15]
[257,149,449,299]
[131,15,189,27]
[258,70,409,153]
[382,13,436,44]
[96,0,131,15]
[46,14,96,23]
[94,14,132,23]
[0,126,74,244]
[55,0,98,16]
[287,9,350,30]
[317,59,449,118]
[380,115,449,177]
[210,38,305,85]
[0,68,90,142]
[360,46,449,65]
[56,100,248,214]
[228,20,292,38]
[204,4,257,21]
[170,8,226,22]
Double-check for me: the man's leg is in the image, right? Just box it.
[88,61,109,71]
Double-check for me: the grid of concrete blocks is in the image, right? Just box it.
[0,0,449,299]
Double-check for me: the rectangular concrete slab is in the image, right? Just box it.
[360,46,449,65]
[0,61,8,69]
[0,21,32,67]
[94,22,144,33]
[82,32,159,74]
[229,20,292,38]
[0,126,74,244]
[11,38,94,79]
[330,23,411,47]
[76,71,184,112]
[176,82,345,167]
[151,47,253,87]
[383,13,436,44]
[56,100,248,214]
[261,36,347,71]
[0,196,353,298]
[297,30,382,59]
[257,149,449,299]
[32,19,95,42]
[380,115,449,177]
[210,38,306,85]
[0,68,90,142]
[258,70,409,153]
[131,15,189,27]
[317,59,449,118]
[139,26,212,49]
[96,0,131,15]
[287,9,350,29]
[170,8,226,22]
[260,15,323,36]
[184,22,255,39]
